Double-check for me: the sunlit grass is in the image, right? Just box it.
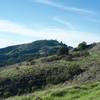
[5,81,100,100]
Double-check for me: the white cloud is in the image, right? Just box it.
[33,0,95,15]
[0,20,99,47]
[53,17,75,31]
[0,39,20,48]
[0,20,39,37]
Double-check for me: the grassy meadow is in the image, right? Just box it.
[5,81,100,100]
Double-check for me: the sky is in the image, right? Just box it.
[0,0,100,48]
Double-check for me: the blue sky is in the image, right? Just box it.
[0,0,100,47]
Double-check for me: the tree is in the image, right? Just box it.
[78,41,87,50]
[57,44,69,55]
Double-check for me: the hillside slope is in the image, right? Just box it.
[90,42,100,52]
[0,41,100,99]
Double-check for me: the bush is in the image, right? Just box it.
[30,60,36,65]
[71,51,89,58]
[63,55,73,61]
[0,62,83,98]
[40,55,62,62]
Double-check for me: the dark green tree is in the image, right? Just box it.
[78,41,87,50]
[57,44,69,55]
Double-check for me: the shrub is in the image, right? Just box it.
[71,51,89,58]
[0,62,83,98]
[40,55,62,62]
[30,60,36,65]
[63,55,73,61]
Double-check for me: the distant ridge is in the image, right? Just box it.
[0,40,67,66]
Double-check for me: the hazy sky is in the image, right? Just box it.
[0,0,100,47]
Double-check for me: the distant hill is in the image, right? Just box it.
[0,40,69,66]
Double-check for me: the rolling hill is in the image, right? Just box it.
[0,40,69,66]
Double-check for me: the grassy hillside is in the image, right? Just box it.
[0,48,100,99]
[0,41,100,99]
[5,81,100,100]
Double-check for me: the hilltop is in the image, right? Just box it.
[0,40,69,66]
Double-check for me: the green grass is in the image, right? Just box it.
[5,81,100,100]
